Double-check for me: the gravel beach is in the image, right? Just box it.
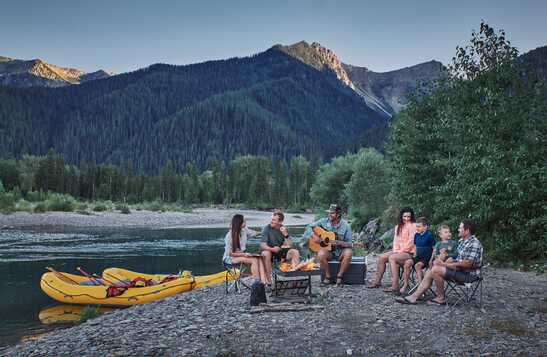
[0,209,315,230]
[3,255,546,356]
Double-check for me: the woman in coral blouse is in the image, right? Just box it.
[367,208,416,291]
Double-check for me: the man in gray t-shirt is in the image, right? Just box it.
[260,211,300,285]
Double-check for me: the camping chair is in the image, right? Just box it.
[224,261,251,294]
[406,265,437,297]
[444,265,485,309]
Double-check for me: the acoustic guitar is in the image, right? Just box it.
[308,226,337,253]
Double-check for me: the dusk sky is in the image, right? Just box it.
[1,0,546,73]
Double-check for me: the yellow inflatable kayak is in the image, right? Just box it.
[40,268,238,306]
[39,304,115,324]
[102,268,234,291]
[40,270,195,306]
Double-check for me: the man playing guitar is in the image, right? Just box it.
[303,204,353,286]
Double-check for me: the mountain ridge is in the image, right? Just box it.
[0,55,114,87]
[0,48,386,172]
[0,42,543,173]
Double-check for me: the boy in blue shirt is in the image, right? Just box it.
[399,217,435,294]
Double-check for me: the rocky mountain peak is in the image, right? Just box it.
[272,41,356,89]
[0,55,114,88]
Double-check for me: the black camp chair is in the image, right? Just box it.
[224,261,250,294]
[444,265,485,309]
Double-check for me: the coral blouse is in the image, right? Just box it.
[392,222,417,254]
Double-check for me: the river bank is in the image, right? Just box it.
[3,255,546,356]
[0,208,315,230]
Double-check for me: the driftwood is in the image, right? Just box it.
[249,302,324,313]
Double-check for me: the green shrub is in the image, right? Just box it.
[46,194,75,212]
[119,205,131,214]
[353,246,366,257]
[76,203,88,211]
[144,201,164,212]
[15,199,32,212]
[93,204,108,212]
[79,305,102,323]
[0,192,16,213]
[11,186,22,201]
[33,202,47,213]
[26,190,46,202]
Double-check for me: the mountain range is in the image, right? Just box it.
[0,56,114,87]
[0,42,543,173]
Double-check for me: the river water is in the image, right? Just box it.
[0,226,304,349]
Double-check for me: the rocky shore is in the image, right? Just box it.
[3,255,546,356]
[0,209,314,230]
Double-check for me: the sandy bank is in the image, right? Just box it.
[0,208,315,230]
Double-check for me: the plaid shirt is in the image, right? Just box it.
[456,235,483,278]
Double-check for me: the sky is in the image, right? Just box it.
[1,0,546,74]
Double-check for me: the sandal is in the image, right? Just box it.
[335,276,344,287]
[426,299,446,306]
[367,282,381,289]
[319,278,334,287]
[383,287,400,295]
[395,296,417,305]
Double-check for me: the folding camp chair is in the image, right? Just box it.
[406,265,437,297]
[224,261,251,294]
[444,265,485,309]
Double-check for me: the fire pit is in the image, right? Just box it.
[272,267,322,301]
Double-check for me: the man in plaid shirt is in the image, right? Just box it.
[396,219,483,305]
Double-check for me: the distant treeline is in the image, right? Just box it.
[0,150,315,209]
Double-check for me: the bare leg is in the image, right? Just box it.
[389,253,411,290]
[415,262,424,283]
[369,251,392,287]
[257,257,268,284]
[432,268,446,302]
[400,258,414,294]
[336,249,353,285]
[318,248,332,280]
[406,266,446,303]
[232,256,259,280]
[261,250,273,284]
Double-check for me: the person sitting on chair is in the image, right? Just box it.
[430,224,458,265]
[303,204,353,287]
[396,219,483,306]
[223,214,268,284]
[399,217,436,294]
[368,207,416,290]
[260,211,300,285]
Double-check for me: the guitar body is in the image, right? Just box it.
[309,226,336,253]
